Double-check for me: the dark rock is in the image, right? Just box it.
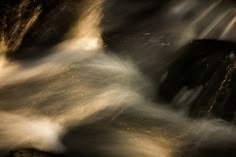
[7,149,64,157]
[159,39,236,122]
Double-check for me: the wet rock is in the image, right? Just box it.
[159,39,236,122]
[7,149,63,157]
[0,0,82,59]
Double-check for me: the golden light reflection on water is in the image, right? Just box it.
[0,0,236,155]
[221,14,236,38]
[64,0,104,51]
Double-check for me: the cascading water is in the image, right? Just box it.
[1,0,236,157]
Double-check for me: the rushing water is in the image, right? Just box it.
[1,0,236,157]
